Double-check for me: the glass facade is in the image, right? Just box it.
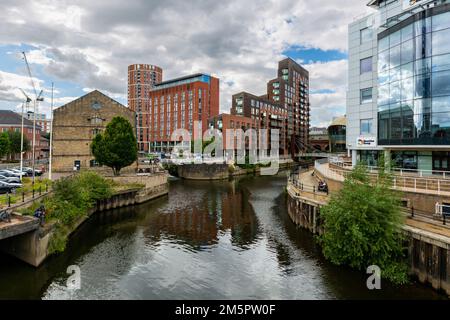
[358,150,380,167]
[377,10,450,146]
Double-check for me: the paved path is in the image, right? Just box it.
[295,168,450,241]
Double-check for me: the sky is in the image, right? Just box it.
[0,0,373,127]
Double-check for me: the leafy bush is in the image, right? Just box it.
[48,172,113,225]
[163,163,179,177]
[319,164,409,285]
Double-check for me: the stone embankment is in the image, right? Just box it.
[0,172,169,267]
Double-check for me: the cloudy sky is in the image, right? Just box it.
[0,0,373,127]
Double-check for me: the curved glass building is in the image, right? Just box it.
[347,0,450,172]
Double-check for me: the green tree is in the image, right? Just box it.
[0,132,11,159]
[91,116,137,176]
[6,130,30,160]
[319,164,409,284]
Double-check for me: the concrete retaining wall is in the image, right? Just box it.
[287,181,450,296]
[0,173,169,267]
[178,161,296,180]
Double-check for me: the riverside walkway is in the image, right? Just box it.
[290,168,450,239]
[0,214,39,241]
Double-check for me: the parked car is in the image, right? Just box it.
[0,175,21,184]
[0,171,18,178]
[0,181,21,194]
[21,167,43,176]
[1,169,24,178]
[8,169,27,177]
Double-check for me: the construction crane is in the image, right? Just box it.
[22,52,44,184]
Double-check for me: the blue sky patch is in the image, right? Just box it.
[283,46,347,64]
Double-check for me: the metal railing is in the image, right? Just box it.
[435,203,450,225]
[0,181,51,210]
[0,159,49,170]
[288,174,329,196]
[325,159,450,195]
[330,158,450,179]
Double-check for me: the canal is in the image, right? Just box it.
[0,173,446,299]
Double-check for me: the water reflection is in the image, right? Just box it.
[0,174,446,300]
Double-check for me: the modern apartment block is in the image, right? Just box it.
[227,58,309,157]
[127,64,163,152]
[20,111,50,133]
[347,0,450,172]
[147,73,220,153]
[267,58,310,155]
[231,91,288,155]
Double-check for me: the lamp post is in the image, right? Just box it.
[31,90,44,184]
[19,89,32,182]
[48,83,54,180]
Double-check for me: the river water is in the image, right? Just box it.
[0,173,446,299]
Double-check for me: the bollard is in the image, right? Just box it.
[313,186,316,193]
[22,191,25,202]
[46,183,48,193]
[8,193,10,208]
[411,207,414,218]
[33,188,35,199]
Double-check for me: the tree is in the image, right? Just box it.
[6,131,30,160]
[91,116,137,176]
[0,132,11,160]
[319,164,409,285]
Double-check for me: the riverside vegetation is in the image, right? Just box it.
[318,163,409,285]
[20,171,143,254]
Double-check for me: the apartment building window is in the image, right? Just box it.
[360,57,373,74]
[360,27,373,44]
[360,87,373,104]
[360,119,373,135]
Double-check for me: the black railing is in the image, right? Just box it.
[0,182,51,209]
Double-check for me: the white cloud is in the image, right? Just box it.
[0,0,374,125]
[0,70,44,102]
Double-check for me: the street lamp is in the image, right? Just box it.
[31,90,44,184]
[48,83,54,181]
[18,88,32,182]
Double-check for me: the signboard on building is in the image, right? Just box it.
[357,136,377,147]
[402,0,432,10]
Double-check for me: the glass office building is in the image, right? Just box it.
[347,0,450,172]
[377,10,450,146]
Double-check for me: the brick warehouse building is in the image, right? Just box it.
[147,73,219,153]
[0,110,47,161]
[128,64,163,152]
[52,90,135,172]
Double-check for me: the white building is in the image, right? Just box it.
[346,0,450,172]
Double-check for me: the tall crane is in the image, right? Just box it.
[22,52,44,184]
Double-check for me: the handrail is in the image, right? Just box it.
[321,160,450,195]
[329,158,450,179]
[287,175,329,196]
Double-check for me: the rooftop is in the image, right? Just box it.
[0,110,35,127]
[153,73,212,90]
[329,116,347,128]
